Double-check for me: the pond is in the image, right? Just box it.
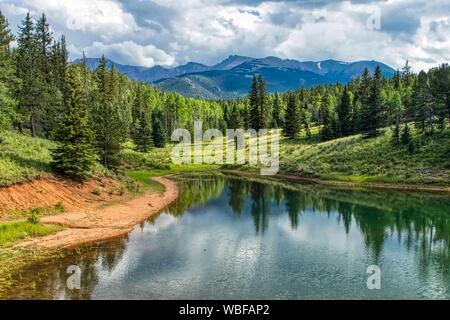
[5,174,450,299]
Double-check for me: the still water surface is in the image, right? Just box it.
[7,174,450,299]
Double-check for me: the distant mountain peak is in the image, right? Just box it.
[72,55,395,99]
[213,55,254,70]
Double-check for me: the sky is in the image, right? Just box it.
[0,0,449,71]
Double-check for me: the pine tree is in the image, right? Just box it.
[15,12,41,136]
[0,10,14,50]
[393,69,401,90]
[413,71,434,134]
[283,93,300,139]
[132,86,152,152]
[361,66,383,137]
[80,51,90,97]
[401,123,411,145]
[35,13,61,137]
[249,74,260,130]
[91,99,126,169]
[152,112,166,148]
[35,14,52,76]
[90,56,126,169]
[428,64,450,130]
[391,122,400,145]
[228,104,244,129]
[248,74,269,130]
[134,111,152,152]
[357,68,371,134]
[257,75,270,129]
[337,86,353,136]
[402,60,413,88]
[51,67,96,180]
[271,93,283,128]
[0,10,16,136]
[51,36,68,94]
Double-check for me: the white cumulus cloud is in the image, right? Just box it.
[84,41,175,67]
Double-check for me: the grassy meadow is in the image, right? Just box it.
[1,126,449,191]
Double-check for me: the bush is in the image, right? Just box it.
[27,208,42,224]
[92,187,103,196]
[54,202,65,213]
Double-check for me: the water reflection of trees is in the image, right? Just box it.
[172,175,449,258]
[166,175,226,217]
[176,175,449,270]
[6,237,128,300]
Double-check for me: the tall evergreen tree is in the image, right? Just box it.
[413,71,434,134]
[337,86,353,136]
[248,74,259,129]
[152,112,166,148]
[401,122,412,145]
[228,104,244,129]
[283,93,300,139]
[90,56,126,169]
[271,93,284,128]
[35,14,52,77]
[132,86,152,152]
[0,10,16,136]
[321,94,336,141]
[360,66,383,137]
[35,13,61,137]
[51,67,96,180]
[15,12,40,136]
[257,75,270,129]
[248,74,269,130]
[428,64,449,130]
[391,121,400,145]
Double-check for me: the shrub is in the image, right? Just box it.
[92,187,103,196]
[27,208,42,224]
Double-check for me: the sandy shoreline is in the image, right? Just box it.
[17,177,179,249]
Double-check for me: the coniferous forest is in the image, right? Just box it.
[0,11,449,183]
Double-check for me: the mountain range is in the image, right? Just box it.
[73,55,396,99]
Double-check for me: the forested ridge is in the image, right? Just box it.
[0,11,449,183]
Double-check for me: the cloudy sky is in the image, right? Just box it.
[0,0,449,71]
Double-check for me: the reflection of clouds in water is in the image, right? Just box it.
[92,214,180,293]
[275,208,363,253]
[140,213,178,234]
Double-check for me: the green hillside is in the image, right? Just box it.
[0,131,54,186]
[2,127,449,188]
[280,127,450,185]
